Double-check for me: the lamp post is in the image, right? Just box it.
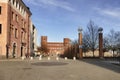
[98,27,103,58]
[78,27,83,59]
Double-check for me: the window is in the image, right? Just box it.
[22,20,25,28]
[10,25,14,35]
[23,21,24,28]
[0,24,2,34]
[0,6,1,14]
[24,33,27,39]
[24,33,26,39]
[21,32,23,42]
[16,14,18,22]
[15,28,18,38]
[12,12,15,20]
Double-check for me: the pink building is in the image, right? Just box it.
[41,36,71,55]
[0,0,32,58]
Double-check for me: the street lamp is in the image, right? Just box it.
[78,27,83,59]
[98,27,103,58]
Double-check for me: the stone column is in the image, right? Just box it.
[78,28,83,59]
[98,27,103,58]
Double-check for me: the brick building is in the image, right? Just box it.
[41,36,71,55]
[0,0,32,58]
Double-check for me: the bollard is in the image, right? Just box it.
[73,57,76,60]
[40,55,42,58]
[39,55,42,60]
[30,57,33,60]
[65,57,67,60]
[39,57,42,60]
[22,56,25,60]
[56,57,59,61]
[48,57,50,60]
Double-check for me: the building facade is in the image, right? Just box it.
[0,0,32,58]
[30,22,37,56]
[41,36,71,55]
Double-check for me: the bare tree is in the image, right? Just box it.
[82,36,89,57]
[60,40,79,59]
[115,32,120,58]
[71,40,79,58]
[107,29,117,57]
[37,45,49,55]
[115,31,120,49]
[107,30,120,57]
[83,20,99,57]
[103,37,109,53]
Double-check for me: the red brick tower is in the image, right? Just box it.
[64,38,70,46]
[41,36,47,47]
[64,38,70,52]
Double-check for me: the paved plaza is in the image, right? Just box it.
[0,57,120,80]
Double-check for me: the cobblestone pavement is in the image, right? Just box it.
[0,57,120,80]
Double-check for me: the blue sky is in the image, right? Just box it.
[23,0,120,45]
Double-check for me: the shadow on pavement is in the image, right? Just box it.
[81,58,120,73]
[31,62,68,66]
[0,70,5,80]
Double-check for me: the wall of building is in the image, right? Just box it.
[47,42,64,55]
[33,26,37,55]
[0,1,8,56]
[0,0,32,58]
[41,36,70,55]
[30,22,37,56]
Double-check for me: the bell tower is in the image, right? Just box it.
[41,36,47,47]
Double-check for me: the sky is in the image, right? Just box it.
[23,0,120,45]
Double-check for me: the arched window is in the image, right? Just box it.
[13,43,16,58]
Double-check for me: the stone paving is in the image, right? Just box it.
[0,57,120,80]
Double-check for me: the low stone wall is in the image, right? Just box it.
[83,51,113,57]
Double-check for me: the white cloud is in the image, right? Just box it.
[94,7,120,18]
[25,0,75,12]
